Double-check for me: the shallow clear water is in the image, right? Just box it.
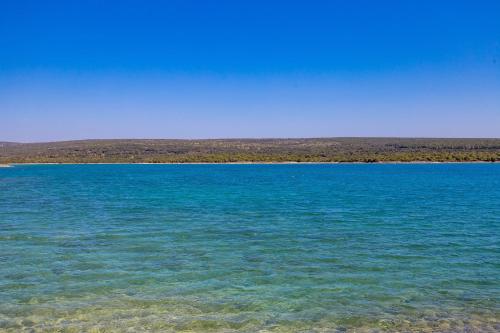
[0,164,499,332]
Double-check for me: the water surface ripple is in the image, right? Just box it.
[0,164,499,332]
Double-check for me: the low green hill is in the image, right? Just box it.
[1,138,499,163]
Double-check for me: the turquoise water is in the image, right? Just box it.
[0,164,499,332]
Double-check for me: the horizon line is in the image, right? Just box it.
[3,136,500,145]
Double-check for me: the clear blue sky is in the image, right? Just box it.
[1,0,499,141]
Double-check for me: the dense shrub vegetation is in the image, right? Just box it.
[1,138,499,163]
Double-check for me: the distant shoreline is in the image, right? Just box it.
[4,161,497,166]
[1,138,498,164]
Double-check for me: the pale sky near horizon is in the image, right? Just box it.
[1,1,499,142]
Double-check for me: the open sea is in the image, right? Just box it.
[0,164,499,332]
